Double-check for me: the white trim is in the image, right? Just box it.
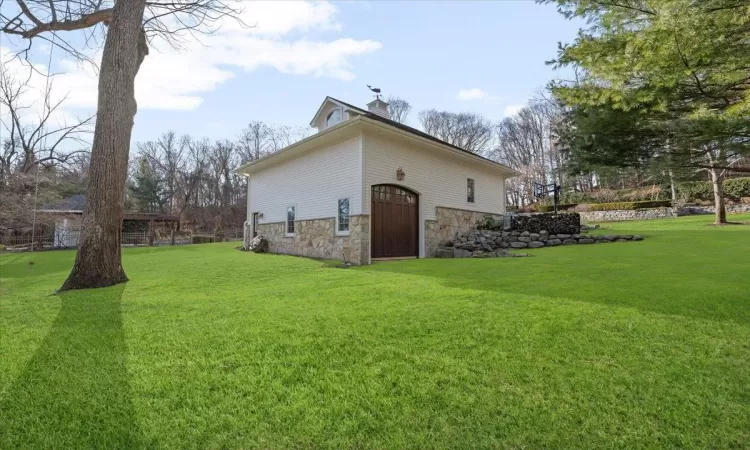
[236,115,518,177]
[285,204,296,237]
[325,107,343,129]
[309,96,368,126]
[335,197,351,236]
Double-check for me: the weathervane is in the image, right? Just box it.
[367,84,382,100]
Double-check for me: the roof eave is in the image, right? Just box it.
[358,116,520,177]
[234,117,363,176]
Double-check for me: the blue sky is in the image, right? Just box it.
[1,1,581,145]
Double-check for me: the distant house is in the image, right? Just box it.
[38,195,178,247]
[235,96,518,265]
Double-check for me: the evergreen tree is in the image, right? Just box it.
[543,0,750,223]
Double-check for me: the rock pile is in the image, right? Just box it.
[248,235,269,253]
[436,229,643,258]
[511,213,581,234]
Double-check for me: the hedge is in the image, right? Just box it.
[588,200,672,211]
[677,177,750,201]
[537,203,578,212]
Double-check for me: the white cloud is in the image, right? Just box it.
[3,1,381,113]
[0,47,84,127]
[503,104,524,117]
[456,88,488,101]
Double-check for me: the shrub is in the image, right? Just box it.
[0,244,5,253]
[725,178,750,200]
[677,177,750,202]
[536,203,577,212]
[588,200,672,211]
[477,215,500,230]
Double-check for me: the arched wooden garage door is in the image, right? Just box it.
[371,185,419,258]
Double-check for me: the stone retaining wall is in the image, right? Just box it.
[437,228,643,258]
[578,208,677,222]
[511,212,580,234]
[425,206,503,256]
[579,204,750,222]
[249,215,369,265]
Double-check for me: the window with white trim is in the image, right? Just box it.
[337,198,350,234]
[326,108,342,128]
[286,206,296,235]
[467,178,475,203]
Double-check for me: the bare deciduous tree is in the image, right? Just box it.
[0,0,244,291]
[387,96,411,124]
[492,98,563,207]
[418,109,494,154]
[0,68,92,178]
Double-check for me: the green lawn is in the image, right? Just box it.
[1,214,749,449]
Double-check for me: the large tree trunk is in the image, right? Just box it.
[60,0,148,292]
[709,167,727,225]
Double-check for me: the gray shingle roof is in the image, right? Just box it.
[39,194,85,212]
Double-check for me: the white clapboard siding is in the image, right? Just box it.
[249,136,362,224]
[362,133,506,220]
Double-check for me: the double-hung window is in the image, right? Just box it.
[337,198,350,235]
[286,206,296,236]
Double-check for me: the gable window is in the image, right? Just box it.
[286,206,296,235]
[467,178,475,203]
[337,198,350,234]
[326,108,342,128]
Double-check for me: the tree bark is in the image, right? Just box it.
[668,168,677,201]
[59,0,148,291]
[709,167,727,225]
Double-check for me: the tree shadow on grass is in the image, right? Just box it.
[358,233,750,326]
[0,284,145,448]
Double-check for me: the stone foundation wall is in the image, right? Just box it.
[425,206,503,257]
[248,215,369,265]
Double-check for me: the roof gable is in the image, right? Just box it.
[309,96,367,126]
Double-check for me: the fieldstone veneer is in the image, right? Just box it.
[425,206,503,256]
[251,215,369,265]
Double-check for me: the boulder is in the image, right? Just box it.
[436,248,454,258]
[528,241,545,248]
[529,233,540,240]
[547,239,562,246]
[578,238,594,244]
[518,237,531,243]
[563,239,578,245]
[521,231,530,237]
[453,248,472,258]
[557,234,571,239]
[248,235,269,253]
[633,235,644,241]
[510,241,528,248]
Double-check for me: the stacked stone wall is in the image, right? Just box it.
[425,207,503,256]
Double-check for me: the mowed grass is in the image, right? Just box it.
[1,214,749,449]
